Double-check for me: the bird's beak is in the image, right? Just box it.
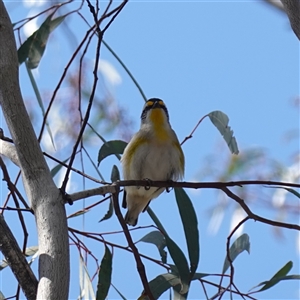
[153,101,160,108]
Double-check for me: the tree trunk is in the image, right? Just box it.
[0,2,70,299]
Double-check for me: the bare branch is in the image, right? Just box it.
[69,186,117,202]
[280,0,300,40]
[0,140,19,166]
[221,187,300,230]
[0,214,38,300]
[68,179,300,202]
[262,0,285,12]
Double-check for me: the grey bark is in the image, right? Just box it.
[0,215,38,300]
[280,0,300,40]
[0,2,70,299]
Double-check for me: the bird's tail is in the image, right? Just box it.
[124,210,139,226]
[124,194,150,226]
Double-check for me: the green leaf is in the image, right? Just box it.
[141,273,182,299]
[99,165,120,222]
[110,164,120,182]
[255,261,293,292]
[222,233,250,274]
[174,188,199,277]
[97,140,127,166]
[25,63,55,149]
[250,274,300,293]
[192,273,210,280]
[208,111,239,155]
[267,186,300,199]
[283,188,300,199]
[138,230,167,263]
[147,207,190,294]
[147,207,167,235]
[96,245,112,300]
[140,272,210,300]
[50,158,69,178]
[99,198,113,222]
[68,210,90,219]
[0,291,5,300]
[18,13,66,68]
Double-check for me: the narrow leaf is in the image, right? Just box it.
[256,261,293,292]
[283,188,300,199]
[99,165,119,222]
[50,158,69,178]
[97,140,127,166]
[99,198,114,222]
[25,62,55,149]
[138,230,167,263]
[147,207,167,235]
[267,186,300,199]
[140,273,182,299]
[250,274,300,292]
[0,291,5,300]
[68,209,90,219]
[110,165,120,182]
[174,188,199,277]
[222,233,250,274]
[147,207,190,294]
[96,245,112,300]
[208,111,239,154]
[192,273,210,280]
[18,13,66,68]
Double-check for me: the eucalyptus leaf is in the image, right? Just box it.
[138,230,167,263]
[18,12,66,68]
[140,273,182,299]
[99,198,114,222]
[208,111,239,154]
[222,233,250,274]
[96,245,112,300]
[110,165,120,182]
[97,140,127,166]
[147,208,190,294]
[174,188,199,277]
[50,158,69,178]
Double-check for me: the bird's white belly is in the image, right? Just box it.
[130,143,177,180]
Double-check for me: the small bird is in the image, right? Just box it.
[121,98,185,226]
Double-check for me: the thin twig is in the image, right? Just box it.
[181,114,209,145]
[221,187,299,230]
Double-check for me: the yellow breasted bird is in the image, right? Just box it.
[121,98,184,226]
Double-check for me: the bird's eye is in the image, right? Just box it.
[145,100,154,108]
[158,100,164,107]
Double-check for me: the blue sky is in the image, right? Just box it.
[1,1,299,299]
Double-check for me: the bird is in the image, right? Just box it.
[121,98,184,226]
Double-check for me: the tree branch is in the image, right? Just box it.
[221,187,299,230]
[0,140,19,166]
[67,179,300,202]
[280,0,300,40]
[0,214,38,300]
[0,2,69,299]
[67,180,300,232]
